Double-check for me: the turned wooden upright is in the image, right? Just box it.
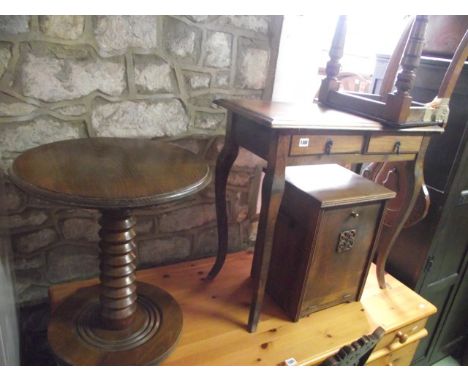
[99,210,138,330]
[9,138,211,365]
[318,15,468,126]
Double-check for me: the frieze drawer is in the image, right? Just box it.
[290,135,364,156]
[366,135,423,154]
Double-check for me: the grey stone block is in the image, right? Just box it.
[215,16,269,34]
[3,182,26,212]
[0,117,86,168]
[138,236,191,267]
[14,254,45,271]
[212,71,231,88]
[7,210,48,229]
[134,55,175,94]
[17,285,48,305]
[94,16,158,57]
[204,31,232,68]
[164,18,202,65]
[184,16,216,23]
[235,38,270,90]
[134,218,154,234]
[61,218,100,242]
[91,99,188,138]
[46,244,99,283]
[194,111,226,130]
[14,228,57,253]
[0,44,11,79]
[192,224,241,257]
[39,16,85,40]
[17,44,126,102]
[159,203,216,233]
[183,71,211,90]
[0,16,30,34]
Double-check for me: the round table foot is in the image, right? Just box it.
[48,282,183,365]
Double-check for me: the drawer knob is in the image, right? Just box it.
[350,211,360,218]
[393,141,401,154]
[395,331,408,344]
[324,139,334,154]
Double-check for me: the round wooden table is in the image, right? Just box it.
[9,137,211,365]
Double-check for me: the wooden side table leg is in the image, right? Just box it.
[99,209,138,330]
[207,113,239,280]
[247,135,288,332]
[375,137,430,288]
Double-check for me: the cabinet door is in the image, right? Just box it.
[301,203,381,313]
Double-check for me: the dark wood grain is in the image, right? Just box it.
[209,97,441,332]
[10,137,211,208]
[206,112,239,280]
[375,137,431,288]
[99,210,138,330]
[48,282,183,365]
[283,164,395,208]
[10,137,209,365]
[266,165,394,321]
[247,134,289,332]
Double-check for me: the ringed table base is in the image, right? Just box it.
[48,210,183,366]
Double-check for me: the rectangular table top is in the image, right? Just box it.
[216,99,444,134]
[49,251,436,366]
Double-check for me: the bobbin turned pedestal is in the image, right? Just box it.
[9,138,211,365]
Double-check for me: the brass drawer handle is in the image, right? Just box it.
[395,331,408,344]
[350,211,359,218]
[324,139,334,154]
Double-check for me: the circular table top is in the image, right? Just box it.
[9,138,211,209]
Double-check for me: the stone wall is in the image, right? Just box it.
[0,16,280,307]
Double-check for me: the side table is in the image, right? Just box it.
[9,137,211,365]
[206,99,443,332]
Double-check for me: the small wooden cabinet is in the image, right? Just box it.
[267,164,395,321]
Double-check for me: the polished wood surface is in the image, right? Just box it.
[48,282,183,365]
[290,135,364,156]
[208,98,442,332]
[215,99,442,132]
[10,137,210,365]
[284,164,395,207]
[48,252,437,366]
[267,165,394,321]
[366,135,423,154]
[10,138,211,208]
[98,210,138,330]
